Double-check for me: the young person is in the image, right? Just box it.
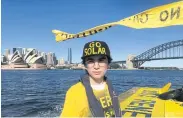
[61,41,122,117]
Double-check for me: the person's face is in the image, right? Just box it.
[85,55,109,80]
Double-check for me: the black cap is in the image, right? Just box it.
[81,41,112,60]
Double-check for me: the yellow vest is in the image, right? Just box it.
[60,82,114,117]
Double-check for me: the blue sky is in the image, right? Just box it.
[1,0,183,67]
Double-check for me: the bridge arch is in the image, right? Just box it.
[133,39,183,68]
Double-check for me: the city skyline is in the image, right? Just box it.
[2,46,76,64]
[1,47,74,65]
[1,0,183,67]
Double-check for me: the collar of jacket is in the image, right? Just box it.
[80,74,122,117]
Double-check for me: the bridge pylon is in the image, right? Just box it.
[126,54,137,69]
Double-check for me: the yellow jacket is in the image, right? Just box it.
[61,82,92,117]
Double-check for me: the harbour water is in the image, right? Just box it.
[1,70,183,117]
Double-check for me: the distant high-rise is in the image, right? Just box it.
[13,48,16,54]
[41,52,47,62]
[59,58,65,65]
[52,53,57,65]
[56,60,58,65]
[46,52,57,66]
[22,48,27,55]
[1,55,6,63]
[17,48,23,55]
[13,47,23,56]
[5,49,10,59]
[67,48,72,64]
[47,52,53,65]
[68,48,70,64]
[42,52,47,64]
[70,48,72,64]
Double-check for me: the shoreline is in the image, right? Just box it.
[1,68,48,70]
[1,68,182,71]
[1,64,48,70]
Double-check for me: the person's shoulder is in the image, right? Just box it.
[65,82,86,99]
[67,81,85,93]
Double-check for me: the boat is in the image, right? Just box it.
[119,83,183,117]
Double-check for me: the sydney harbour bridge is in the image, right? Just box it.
[113,39,183,69]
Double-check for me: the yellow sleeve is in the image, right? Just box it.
[60,87,78,117]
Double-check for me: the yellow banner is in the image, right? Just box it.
[52,22,117,42]
[118,1,183,28]
[52,1,183,42]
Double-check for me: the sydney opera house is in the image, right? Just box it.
[1,49,47,69]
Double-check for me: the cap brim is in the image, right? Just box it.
[81,54,112,61]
